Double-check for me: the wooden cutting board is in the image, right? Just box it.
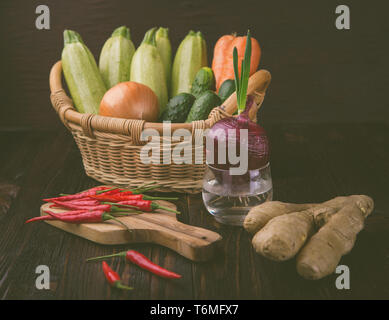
[40,198,222,262]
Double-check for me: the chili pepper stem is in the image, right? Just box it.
[111,205,140,212]
[86,251,127,262]
[140,184,159,191]
[95,187,118,195]
[104,214,132,233]
[114,281,134,290]
[154,204,181,215]
[143,195,179,201]
[106,202,180,215]
[111,210,141,216]
[131,181,157,192]
[132,185,160,194]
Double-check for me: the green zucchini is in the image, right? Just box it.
[130,27,168,116]
[99,26,135,89]
[155,27,172,93]
[191,67,215,98]
[186,90,222,122]
[218,79,235,102]
[171,30,207,97]
[161,93,196,123]
[62,30,106,114]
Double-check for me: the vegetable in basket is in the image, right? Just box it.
[99,26,135,89]
[130,27,168,116]
[62,30,106,114]
[191,67,215,98]
[185,90,221,122]
[218,79,235,103]
[171,30,207,97]
[161,93,195,123]
[155,27,172,92]
[212,33,261,91]
[99,81,159,121]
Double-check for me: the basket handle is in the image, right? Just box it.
[222,69,271,115]
[206,69,271,126]
[50,61,146,142]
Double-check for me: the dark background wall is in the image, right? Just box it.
[0,0,387,130]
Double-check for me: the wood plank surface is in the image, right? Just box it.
[0,124,388,299]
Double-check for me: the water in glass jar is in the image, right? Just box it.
[202,164,273,226]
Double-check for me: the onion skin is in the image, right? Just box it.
[99,81,159,121]
[206,95,270,171]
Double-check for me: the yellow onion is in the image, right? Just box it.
[99,81,159,121]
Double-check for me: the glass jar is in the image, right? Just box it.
[202,163,273,226]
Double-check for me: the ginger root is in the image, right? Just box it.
[243,201,313,234]
[244,195,374,280]
[252,210,315,261]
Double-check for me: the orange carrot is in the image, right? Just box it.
[212,34,261,91]
[212,34,235,92]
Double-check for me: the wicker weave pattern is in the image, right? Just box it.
[72,128,206,193]
[49,61,269,193]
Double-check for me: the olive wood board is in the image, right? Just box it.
[40,198,222,262]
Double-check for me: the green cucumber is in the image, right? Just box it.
[99,26,135,89]
[155,27,172,93]
[185,90,222,122]
[62,30,106,114]
[171,30,207,97]
[191,67,215,98]
[161,93,196,123]
[218,79,235,102]
[130,27,168,116]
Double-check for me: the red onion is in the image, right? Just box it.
[206,95,270,172]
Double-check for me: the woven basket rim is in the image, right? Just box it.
[49,60,272,140]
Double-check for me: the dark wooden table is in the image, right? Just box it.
[0,123,388,300]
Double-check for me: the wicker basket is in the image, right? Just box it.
[49,61,271,193]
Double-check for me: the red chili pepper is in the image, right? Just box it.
[111,200,180,214]
[91,194,139,202]
[51,200,108,211]
[26,204,142,224]
[25,209,89,224]
[102,261,133,290]
[43,186,113,202]
[44,184,162,203]
[119,192,178,201]
[49,198,100,209]
[62,198,100,205]
[51,200,137,211]
[89,194,137,202]
[98,188,121,196]
[88,251,182,279]
[51,199,100,208]
[45,210,132,232]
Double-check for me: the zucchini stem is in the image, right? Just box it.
[112,26,131,40]
[156,27,169,38]
[142,27,157,46]
[63,30,83,45]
